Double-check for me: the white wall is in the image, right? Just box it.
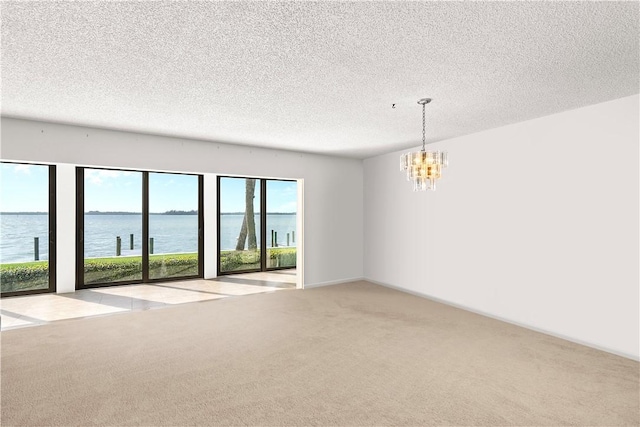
[1,117,364,288]
[364,95,639,360]
[55,164,76,292]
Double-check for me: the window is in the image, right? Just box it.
[265,180,297,270]
[81,169,143,285]
[0,162,56,296]
[148,172,201,280]
[76,168,203,288]
[218,176,297,274]
[218,177,262,273]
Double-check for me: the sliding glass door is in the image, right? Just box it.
[148,172,200,280]
[218,176,296,275]
[0,162,56,296]
[81,169,143,285]
[218,177,262,273]
[266,180,297,269]
[77,168,203,288]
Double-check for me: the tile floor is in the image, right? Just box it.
[0,269,297,331]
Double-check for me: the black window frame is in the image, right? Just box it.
[263,178,298,272]
[76,167,204,289]
[217,175,297,276]
[217,176,263,276]
[0,161,56,297]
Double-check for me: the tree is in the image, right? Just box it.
[235,179,257,251]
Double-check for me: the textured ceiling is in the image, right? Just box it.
[1,1,638,159]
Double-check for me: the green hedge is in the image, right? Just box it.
[0,254,200,292]
[0,261,49,293]
[220,250,260,272]
[2,249,296,292]
[270,248,296,267]
[220,247,297,272]
[85,254,199,283]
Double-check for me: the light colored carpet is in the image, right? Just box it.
[1,281,638,426]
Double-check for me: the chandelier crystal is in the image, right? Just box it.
[400,98,448,191]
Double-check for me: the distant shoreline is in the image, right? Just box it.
[1,211,296,215]
[220,212,294,215]
[0,211,196,215]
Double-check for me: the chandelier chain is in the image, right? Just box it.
[422,102,426,151]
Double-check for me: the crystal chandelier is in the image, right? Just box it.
[400,98,448,191]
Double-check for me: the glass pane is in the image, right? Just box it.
[83,169,142,284]
[219,177,261,273]
[149,173,199,279]
[266,180,297,269]
[0,163,50,293]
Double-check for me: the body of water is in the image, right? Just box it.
[221,214,297,251]
[0,214,296,263]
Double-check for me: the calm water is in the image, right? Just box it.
[222,214,297,251]
[0,214,296,263]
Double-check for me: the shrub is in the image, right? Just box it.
[220,250,261,271]
[84,254,199,283]
[277,250,297,267]
[1,248,296,292]
[0,262,49,292]
[0,254,201,291]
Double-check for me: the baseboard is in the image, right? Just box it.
[365,278,640,362]
[304,277,365,289]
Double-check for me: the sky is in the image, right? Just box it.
[84,169,198,212]
[0,163,49,212]
[1,164,297,213]
[220,178,297,213]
